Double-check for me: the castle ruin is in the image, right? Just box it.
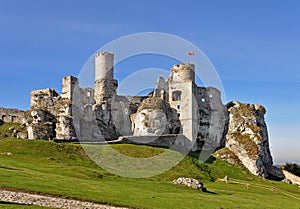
[0,108,25,123]
[22,52,227,151]
[0,51,285,179]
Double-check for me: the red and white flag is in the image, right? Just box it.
[188,51,195,56]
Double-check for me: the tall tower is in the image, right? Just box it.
[168,63,198,143]
[94,52,118,107]
[61,76,79,100]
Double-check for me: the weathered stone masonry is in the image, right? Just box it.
[0,51,284,179]
[0,107,25,123]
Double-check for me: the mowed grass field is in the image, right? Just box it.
[0,201,49,209]
[0,134,299,208]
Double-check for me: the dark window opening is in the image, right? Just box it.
[172,91,182,101]
[11,116,16,123]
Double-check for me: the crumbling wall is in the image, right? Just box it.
[194,87,228,151]
[153,77,167,101]
[54,96,76,140]
[27,88,59,140]
[26,110,56,140]
[111,96,145,136]
[0,108,25,123]
[26,78,79,140]
[30,88,58,113]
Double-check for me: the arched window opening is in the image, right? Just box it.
[172,91,182,101]
[11,116,16,123]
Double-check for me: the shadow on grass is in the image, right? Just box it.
[204,190,218,194]
[188,151,217,164]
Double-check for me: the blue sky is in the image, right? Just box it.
[0,0,299,163]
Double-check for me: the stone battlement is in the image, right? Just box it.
[95,51,113,57]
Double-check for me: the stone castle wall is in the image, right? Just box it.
[0,108,25,123]
[0,51,283,180]
[194,87,228,151]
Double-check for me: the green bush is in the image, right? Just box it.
[283,163,300,177]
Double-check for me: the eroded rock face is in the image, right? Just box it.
[134,109,168,135]
[282,170,300,185]
[225,101,284,180]
[26,110,56,140]
[133,97,180,136]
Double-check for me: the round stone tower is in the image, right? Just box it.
[94,52,118,106]
[170,63,195,82]
[168,62,197,144]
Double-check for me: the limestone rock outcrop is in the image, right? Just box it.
[282,170,300,185]
[225,101,284,180]
[172,177,207,191]
[132,97,180,136]
[16,132,28,139]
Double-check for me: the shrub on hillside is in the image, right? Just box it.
[282,163,300,177]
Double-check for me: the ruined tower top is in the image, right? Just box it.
[95,51,114,81]
[61,76,78,100]
[170,63,195,82]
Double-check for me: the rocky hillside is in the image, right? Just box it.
[217,101,284,180]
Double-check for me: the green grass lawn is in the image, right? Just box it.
[0,201,51,209]
[0,137,299,209]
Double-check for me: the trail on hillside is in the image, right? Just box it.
[0,188,129,209]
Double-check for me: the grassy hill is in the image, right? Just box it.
[0,132,299,208]
[0,122,25,138]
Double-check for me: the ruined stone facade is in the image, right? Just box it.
[0,108,25,123]
[23,52,227,151]
[0,51,282,179]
